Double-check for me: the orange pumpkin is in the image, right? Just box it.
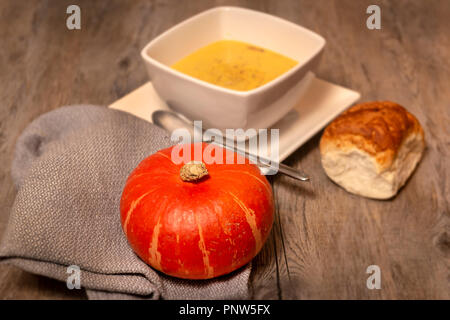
[120,143,274,279]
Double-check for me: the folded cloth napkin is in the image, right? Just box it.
[0,105,251,299]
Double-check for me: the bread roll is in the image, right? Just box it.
[320,101,425,199]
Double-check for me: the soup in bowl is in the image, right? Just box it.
[141,6,325,130]
[172,40,298,91]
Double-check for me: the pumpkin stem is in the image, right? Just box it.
[180,161,209,182]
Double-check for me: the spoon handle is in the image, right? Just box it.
[204,137,310,182]
[152,110,310,182]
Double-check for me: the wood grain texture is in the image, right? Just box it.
[0,0,448,299]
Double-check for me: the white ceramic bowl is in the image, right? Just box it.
[141,6,325,130]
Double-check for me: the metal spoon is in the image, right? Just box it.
[152,110,310,181]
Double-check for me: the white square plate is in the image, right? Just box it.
[109,75,360,161]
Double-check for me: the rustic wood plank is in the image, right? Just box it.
[269,0,450,299]
[0,0,448,299]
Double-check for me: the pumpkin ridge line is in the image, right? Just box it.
[148,197,168,271]
[123,188,159,236]
[193,210,214,278]
[227,191,263,255]
[217,170,271,195]
[207,198,237,268]
[157,151,173,163]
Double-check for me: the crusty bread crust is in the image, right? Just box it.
[320,101,425,171]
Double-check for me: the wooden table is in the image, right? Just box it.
[0,0,448,299]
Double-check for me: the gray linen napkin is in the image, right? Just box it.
[0,105,250,299]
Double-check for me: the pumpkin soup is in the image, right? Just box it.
[171,40,298,91]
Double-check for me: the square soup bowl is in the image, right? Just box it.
[141,6,325,131]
